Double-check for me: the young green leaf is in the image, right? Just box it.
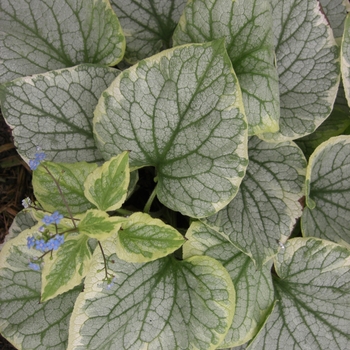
[0,64,120,164]
[33,160,98,216]
[111,0,187,63]
[341,13,350,106]
[185,222,274,348]
[113,212,185,262]
[84,152,130,212]
[262,0,340,141]
[94,40,248,218]
[248,238,350,350]
[77,209,122,240]
[301,135,350,246]
[0,225,80,349]
[68,241,235,350]
[173,0,280,136]
[41,234,92,302]
[205,137,306,266]
[0,0,125,84]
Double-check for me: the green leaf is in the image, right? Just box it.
[33,160,98,216]
[77,209,122,240]
[262,0,340,141]
[296,83,350,159]
[173,0,280,136]
[248,238,350,350]
[184,222,274,348]
[0,225,81,349]
[205,137,306,266]
[0,64,120,164]
[0,0,125,84]
[341,13,350,107]
[84,152,130,211]
[94,40,248,218]
[320,0,348,39]
[113,212,185,262]
[301,135,350,246]
[111,0,187,64]
[68,240,235,350]
[41,234,92,302]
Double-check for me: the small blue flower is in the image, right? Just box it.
[55,234,64,247]
[106,276,117,290]
[35,152,46,161]
[35,239,48,252]
[42,214,53,225]
[29,150,46,170]
[42,211,63,225]
[27,236,35,249]
[28,262,41,271]
[51,211,64,224]
[29,159,40,170]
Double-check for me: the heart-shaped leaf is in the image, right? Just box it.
[173,0,280,136]
[84,152,130,212]
[184,222,274,348]
[33,160,98,216]
[205,137,306,266]
[248,238,350,350]
[41,234,92,302]
[68,238,235,350]
[94,40,248,218]
[301,135,350,246]
[111,0,187,63]
[114,212,185,262]
[262,0,340,141]
[0,0,125,84]
[0,64,120,164]
[0,221,81,349]
[341,13,350,106]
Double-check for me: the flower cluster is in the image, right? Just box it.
[43,211,64,225]
[27,234,64,252]
[29,150,46,170]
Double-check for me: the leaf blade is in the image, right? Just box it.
[94,41,248,218]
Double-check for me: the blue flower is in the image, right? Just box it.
[51,211,64,224]
[35,239,48,252]
[29,159,40,171]
[46,234,64,250]
[28,262,41,271]
[42,211,63,225]
[27,236,35,249]
[29,150,46,170]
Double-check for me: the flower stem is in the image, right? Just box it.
[143,185,157,214]
[98,241,109,280]
[43,165,77,228]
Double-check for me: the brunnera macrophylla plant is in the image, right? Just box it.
[0,0,350,349]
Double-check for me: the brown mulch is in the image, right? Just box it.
[0,113,34,245]
[0,111,32,349]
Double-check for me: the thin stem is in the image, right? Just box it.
[115,208,133,216]
[43,165,77,228]
[98,241,109,280]
[143,185,158,214]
